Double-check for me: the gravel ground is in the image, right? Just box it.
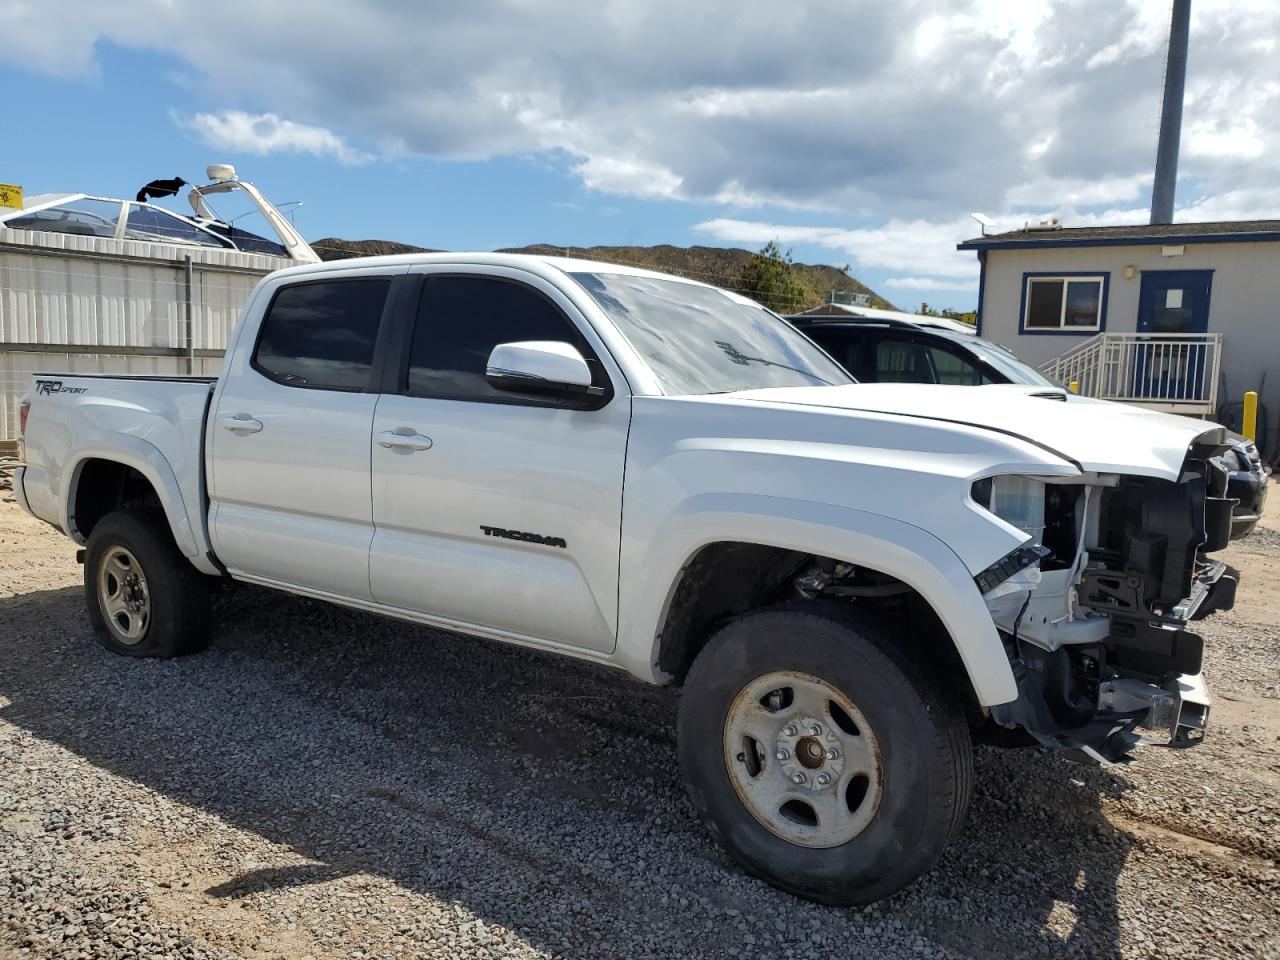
[1,493,1278,960]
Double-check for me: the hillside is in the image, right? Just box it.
[310,238,890,310]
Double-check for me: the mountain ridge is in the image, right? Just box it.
[310,238,891,310]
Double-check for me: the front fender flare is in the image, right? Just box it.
[617,493,1018,707]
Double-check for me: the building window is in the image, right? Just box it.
[1022,275,1106,332]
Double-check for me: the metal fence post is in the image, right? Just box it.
[183,254,195,375]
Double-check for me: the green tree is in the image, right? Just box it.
[736,241,808,313]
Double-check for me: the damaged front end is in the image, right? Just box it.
[975,432,1238,764]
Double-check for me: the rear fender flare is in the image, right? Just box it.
[64,438,203,565]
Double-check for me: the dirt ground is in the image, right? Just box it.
[1,490,1277,959]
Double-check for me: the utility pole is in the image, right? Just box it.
[1150,0,1191,224]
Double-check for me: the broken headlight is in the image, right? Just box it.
[971,475,1052,595]
[971,474,1046,543]
[975,543,1051,594]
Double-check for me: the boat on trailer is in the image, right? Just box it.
[0,165,319,441]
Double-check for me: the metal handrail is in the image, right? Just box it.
[1042,332,1222,411]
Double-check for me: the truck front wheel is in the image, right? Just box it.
[677,606,972,905]
[84,506,210,657]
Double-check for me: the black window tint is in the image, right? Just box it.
[253,279,389,390]
[926,345,990,385]
[876,339,937,384]
[1026,280,1065,328]
[408,275,603,402]
[806,330,862,378]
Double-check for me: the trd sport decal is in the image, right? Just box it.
[480,525,567,548]
[34,379,86,396]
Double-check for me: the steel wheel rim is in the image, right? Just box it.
[723,670,883,848]
[97,546,150,645]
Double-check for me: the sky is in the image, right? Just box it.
[2,0,1278,310]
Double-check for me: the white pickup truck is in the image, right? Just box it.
[14,253,1239,905]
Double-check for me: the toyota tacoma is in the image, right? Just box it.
[13,253,1239,905]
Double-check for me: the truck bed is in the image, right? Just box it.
[17,373,218,569]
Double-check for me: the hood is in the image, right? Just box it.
[729,383,1228,480]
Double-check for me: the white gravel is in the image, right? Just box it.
[1,495,1278,960]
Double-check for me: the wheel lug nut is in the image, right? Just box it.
[808,723,822,736]
[791,772,806,785]
[782,724,798,737]
[775,749,789,761]
[825,748,839,761]
[816,772,832,787]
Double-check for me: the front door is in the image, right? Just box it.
[368,266,630,653]
[1134,269,1213,401]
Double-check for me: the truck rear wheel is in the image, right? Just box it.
[84,506,210,657]
[677,606,972,905]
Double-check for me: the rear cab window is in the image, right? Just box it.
[252,278,391,390]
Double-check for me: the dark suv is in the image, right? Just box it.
[787,313,1269,539]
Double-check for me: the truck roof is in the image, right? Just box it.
[265,251,715,290]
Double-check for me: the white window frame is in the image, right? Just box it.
[1022,275,1105,332]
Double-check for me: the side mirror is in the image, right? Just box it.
[485,341,605,404]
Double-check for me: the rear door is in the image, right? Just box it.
[368,266,630,653]
[208,267,410,599]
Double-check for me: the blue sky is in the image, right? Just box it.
[4,1,1278,311]
[1,46,742,252]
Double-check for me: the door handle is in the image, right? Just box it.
[222,415,263,434]
[378,429,433,452]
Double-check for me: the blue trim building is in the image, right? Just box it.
[957,220,1280,453]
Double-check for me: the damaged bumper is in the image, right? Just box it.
[978,439,1238,764]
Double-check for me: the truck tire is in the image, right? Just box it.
[84,506,210,657]
[677,605,972,906]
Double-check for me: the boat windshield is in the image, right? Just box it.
[2,198,124,238]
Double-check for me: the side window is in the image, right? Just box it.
[875,339,937,384]
[926,345,990,386]
[253,278,390,390]
[807,330,862,378]
[407,275,609,403]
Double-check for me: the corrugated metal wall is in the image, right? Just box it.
[0,228,288,439]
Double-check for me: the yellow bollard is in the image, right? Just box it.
[1242,390,1258,443]
[1068,380,1079,394]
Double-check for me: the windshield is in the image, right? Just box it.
[571,272,851,395]
[190,188,291,256]
[964,338,1059,387]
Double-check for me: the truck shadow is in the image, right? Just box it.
[0,582,1132,959]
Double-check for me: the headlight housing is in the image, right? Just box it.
[972,474,1046,544]
[971,474,1052,596]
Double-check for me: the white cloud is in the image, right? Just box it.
[884,277,978,291]
[5,0,1279,248]
[1005,173,1152,209]
[695,181,1280,299]
[693,216,980,289]
[183,111,373,165]
[571,154,683,200]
